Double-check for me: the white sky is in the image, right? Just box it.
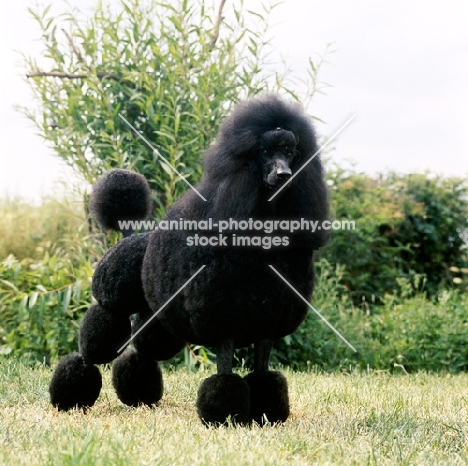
[1,0,467,201]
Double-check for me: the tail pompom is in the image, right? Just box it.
[89,169,152,232]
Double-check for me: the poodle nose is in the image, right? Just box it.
[277,167,292,180]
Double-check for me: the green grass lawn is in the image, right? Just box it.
[1,360,467,465]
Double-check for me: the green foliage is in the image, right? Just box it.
[389,174,468,293]
[321,167,468,304]
[369,283,468,373]
[271,265,468,373]
[22,0,323,216]
[0,196,87,261]
[0,234,104,362]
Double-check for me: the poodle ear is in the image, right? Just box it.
[203,130,259,178]
[293,132,300,145]
[235,131,259,157]
[220,129,258,159]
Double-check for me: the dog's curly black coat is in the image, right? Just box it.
[49,94,329,425]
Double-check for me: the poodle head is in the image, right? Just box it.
[204,93,319,190]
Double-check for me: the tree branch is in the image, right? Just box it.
[62,28,87,66]
[26,71,121,80]
[209,0,227,50]
[26,29,122,81]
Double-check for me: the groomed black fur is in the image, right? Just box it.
[49,94,329,424]
[196,374,250,426]
[244,371,289,425]
[112,349,163,407]
[49,353,102,411]
[79,304,132,364]
[92,233,151,315]
[89,168,152,232]
[142,94,329,347]
[132,310,185,360]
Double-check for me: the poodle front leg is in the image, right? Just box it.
[244,339,290,425]
[195,340,250,425]
[49,304,131,411]
[217,340,234,374]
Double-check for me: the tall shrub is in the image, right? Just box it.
[321,167,468,303]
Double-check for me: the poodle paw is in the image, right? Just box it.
[196,373,250,426]
[112,348,163,407]
[244,371,289,425]
[49,353,102,411]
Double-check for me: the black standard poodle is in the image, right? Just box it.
[49,94,329,425]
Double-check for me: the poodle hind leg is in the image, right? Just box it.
[112,348,163,407]
[244,339,290,425]
[196,341,250,426]
[49,304,131,411]
[49,353,102,411]
[79,304,132,364]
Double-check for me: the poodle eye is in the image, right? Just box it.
[262,149,267,154]
[288,152,293,157]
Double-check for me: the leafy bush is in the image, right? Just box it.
[270,268,468,373]
[0,234,103,362]
[388,174,468,293]
[3,239,468,373]
[321,167,468,304]
[365,280,468,373]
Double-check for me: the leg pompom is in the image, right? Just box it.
[49,353,102,411]
[79,304,131,364]
[196,373,250,426]
[112,348,163,407]
[244,371,290,425]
